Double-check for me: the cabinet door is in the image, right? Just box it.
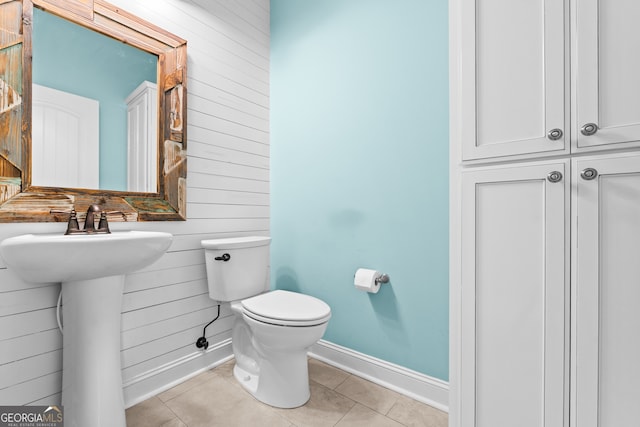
[572,154,640,427]
[575,0,640,150]
[126,81,158,193]
[460,162,568,427]
[460,0,567,161]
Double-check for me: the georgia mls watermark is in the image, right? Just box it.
[0,406,63,427]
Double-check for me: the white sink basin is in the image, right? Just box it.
[0,230,172,427]
[0,230,172,283]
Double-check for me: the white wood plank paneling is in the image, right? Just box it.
[0,350,62,390]
[0,308,58,341]
[0,372,62,406]
[121,306,231,350]
[188,141,270,169]
[189,125,270,157]
[187,188,269,207]
[188,93,268,131]
[189,157,269,181]
[188,110,269,144]
[0,329,61,366]
[190,72,268,107]
[189,173,270,194]
[125,265,206,294]
[191,0,270,55]
[0,0,269,406]
[121,330,231,382]
[0,286,60,317]
[189,79,268,120]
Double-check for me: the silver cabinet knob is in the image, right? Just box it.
[580,168,598,180]
[547,171,563,183]
[547,128,563,140]
[581,123,598,136]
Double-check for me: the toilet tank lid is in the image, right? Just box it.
[201,236,271,249]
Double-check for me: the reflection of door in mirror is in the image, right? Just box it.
[32,7,158,192]
[32,84,99,189]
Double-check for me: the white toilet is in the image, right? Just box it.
[201,236,331,408]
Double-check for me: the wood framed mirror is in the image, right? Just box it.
[0,0,187,222]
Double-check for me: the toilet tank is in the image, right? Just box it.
[201,236,271,302]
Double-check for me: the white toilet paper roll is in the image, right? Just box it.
[354,268,381,293]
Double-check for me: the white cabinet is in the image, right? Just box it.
[452,0,640,425]
[454,153,640,427]
[459,0,567,160]
[571,154,640,427]
[460,161,569,427]
[574,0,640,150]
[458,0,640,161]
[126,81,157,193]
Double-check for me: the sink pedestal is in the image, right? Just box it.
[0,230,173,427]
[62,276,126,427]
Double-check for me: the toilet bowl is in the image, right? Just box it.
[201,236,331,408]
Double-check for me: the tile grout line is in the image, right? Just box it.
[160,396,188,427]
[331,401,355,427]
[331,374,403,419]
[332,372,352,390]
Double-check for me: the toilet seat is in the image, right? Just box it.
[241,290,331,327]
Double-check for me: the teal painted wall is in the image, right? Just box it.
[270,0,449,380]
[33,8,157,191]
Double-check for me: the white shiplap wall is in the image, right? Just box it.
[0,0,269,407]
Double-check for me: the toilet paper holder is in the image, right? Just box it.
[375,273,390,284]
[354,268,390,294]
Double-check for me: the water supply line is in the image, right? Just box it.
[56,289,64,334]
[195,304,221,350]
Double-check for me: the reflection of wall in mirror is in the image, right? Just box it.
[32,8,157,191]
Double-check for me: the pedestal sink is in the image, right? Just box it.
[0,231,172,427]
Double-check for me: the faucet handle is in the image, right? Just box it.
[96,211,126,234]
[96,211,111,234]
[50,208,82,235]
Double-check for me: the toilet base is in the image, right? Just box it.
[233,353,311,409]
[233,364,259,395]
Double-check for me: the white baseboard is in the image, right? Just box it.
[308,340,449,413]
[123,338,234,408]
[122,337,449,414]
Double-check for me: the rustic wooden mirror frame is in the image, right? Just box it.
[0,0,187,222]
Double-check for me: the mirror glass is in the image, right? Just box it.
[32,7,158,192]
[0,0,187,222]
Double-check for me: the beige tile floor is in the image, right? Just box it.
[126,358,448,427]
